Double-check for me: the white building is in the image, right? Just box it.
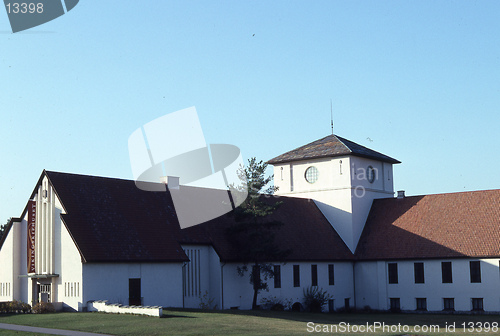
[1,134,499,313]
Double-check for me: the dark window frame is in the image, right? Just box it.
[443,298,455,311]
[390,298,400,311]
[273,265,281,289]
[311,264,318,286]
[416,298,427,311]
[472,298,484,311]
[293,265,300,287]
[441,262,453,283]
[388,263,398,284]
[328,264,335,286]
[470,261,481,283]
[414,262,425,284]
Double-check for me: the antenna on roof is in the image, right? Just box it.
[330,99,334,135]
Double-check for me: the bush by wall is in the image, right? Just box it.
[0,301,31,314]
[303,286,332,313]
[32,302,56,314]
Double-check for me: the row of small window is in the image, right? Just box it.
[64,282,80,297]
[388,261,481,284]
[390,297,484,312]
[0,282,11,297]
[273,264,335,288]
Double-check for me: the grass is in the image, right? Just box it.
[0,309,499,335]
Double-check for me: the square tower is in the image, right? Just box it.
[268,135,400,252]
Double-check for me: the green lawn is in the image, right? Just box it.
[0,309,500,335]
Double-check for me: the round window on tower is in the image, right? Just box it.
[305,166,319,184]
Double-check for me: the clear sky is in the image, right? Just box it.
[1,1,499,222]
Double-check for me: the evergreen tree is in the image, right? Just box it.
[227,158,290,309]
[0,218,11,241]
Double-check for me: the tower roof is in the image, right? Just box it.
[267,134,401,164]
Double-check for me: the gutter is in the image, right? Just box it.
[352,261,356,310]
[182,262,188,308]
[220,262,226,310]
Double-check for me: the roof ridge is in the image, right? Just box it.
[332,134,353,154]
[267,134,400,164]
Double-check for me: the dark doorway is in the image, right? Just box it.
[129,278,141,306]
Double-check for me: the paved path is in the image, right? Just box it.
[0,323,113,336]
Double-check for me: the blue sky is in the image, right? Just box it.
[1,1,499,222]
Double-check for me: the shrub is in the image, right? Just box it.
[271,303,284,311]
[260,296,293,311]
[199,291,217,310]
[32,302,56,314]
[0,301,31,314]
[302,286,333,313]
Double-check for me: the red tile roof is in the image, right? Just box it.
[267,134,401,164]
[356,190,500,260]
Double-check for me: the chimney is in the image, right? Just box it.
[397,190,405,199]
[160,176,180,190]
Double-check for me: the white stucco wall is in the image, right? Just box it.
[355,259,500,312]
[0,221,15,302]
[56,220,83,311]
[0,218,29,304]
[222,261,354,311]
[82,262,183,309]
[181,245,212,308]
[273,156,394,252]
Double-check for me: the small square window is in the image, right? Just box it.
[472,298,484,311]
[390,298,400,312]
[416,298,427,311]
[443,298,455,311]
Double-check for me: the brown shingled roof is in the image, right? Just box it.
[188,195,354,262]
[267,134,401,164]
[43,171,353,263]
[356,190,500,260]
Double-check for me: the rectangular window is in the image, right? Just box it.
[344,298,350,310]
[311,265,318,286]
[390,298,400,311]
[414,262,424,284]
[470,261,481,283]
[328,264,335,285]
[274,265,281,289]
[416,298,427,311]
[293,265,300,287]
[290,165,294,192]
[472,298,484,311]
[388,263,398,284]
[443,298,455,311]
[441,262,453,283]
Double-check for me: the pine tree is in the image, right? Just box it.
[227,158,290,309]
